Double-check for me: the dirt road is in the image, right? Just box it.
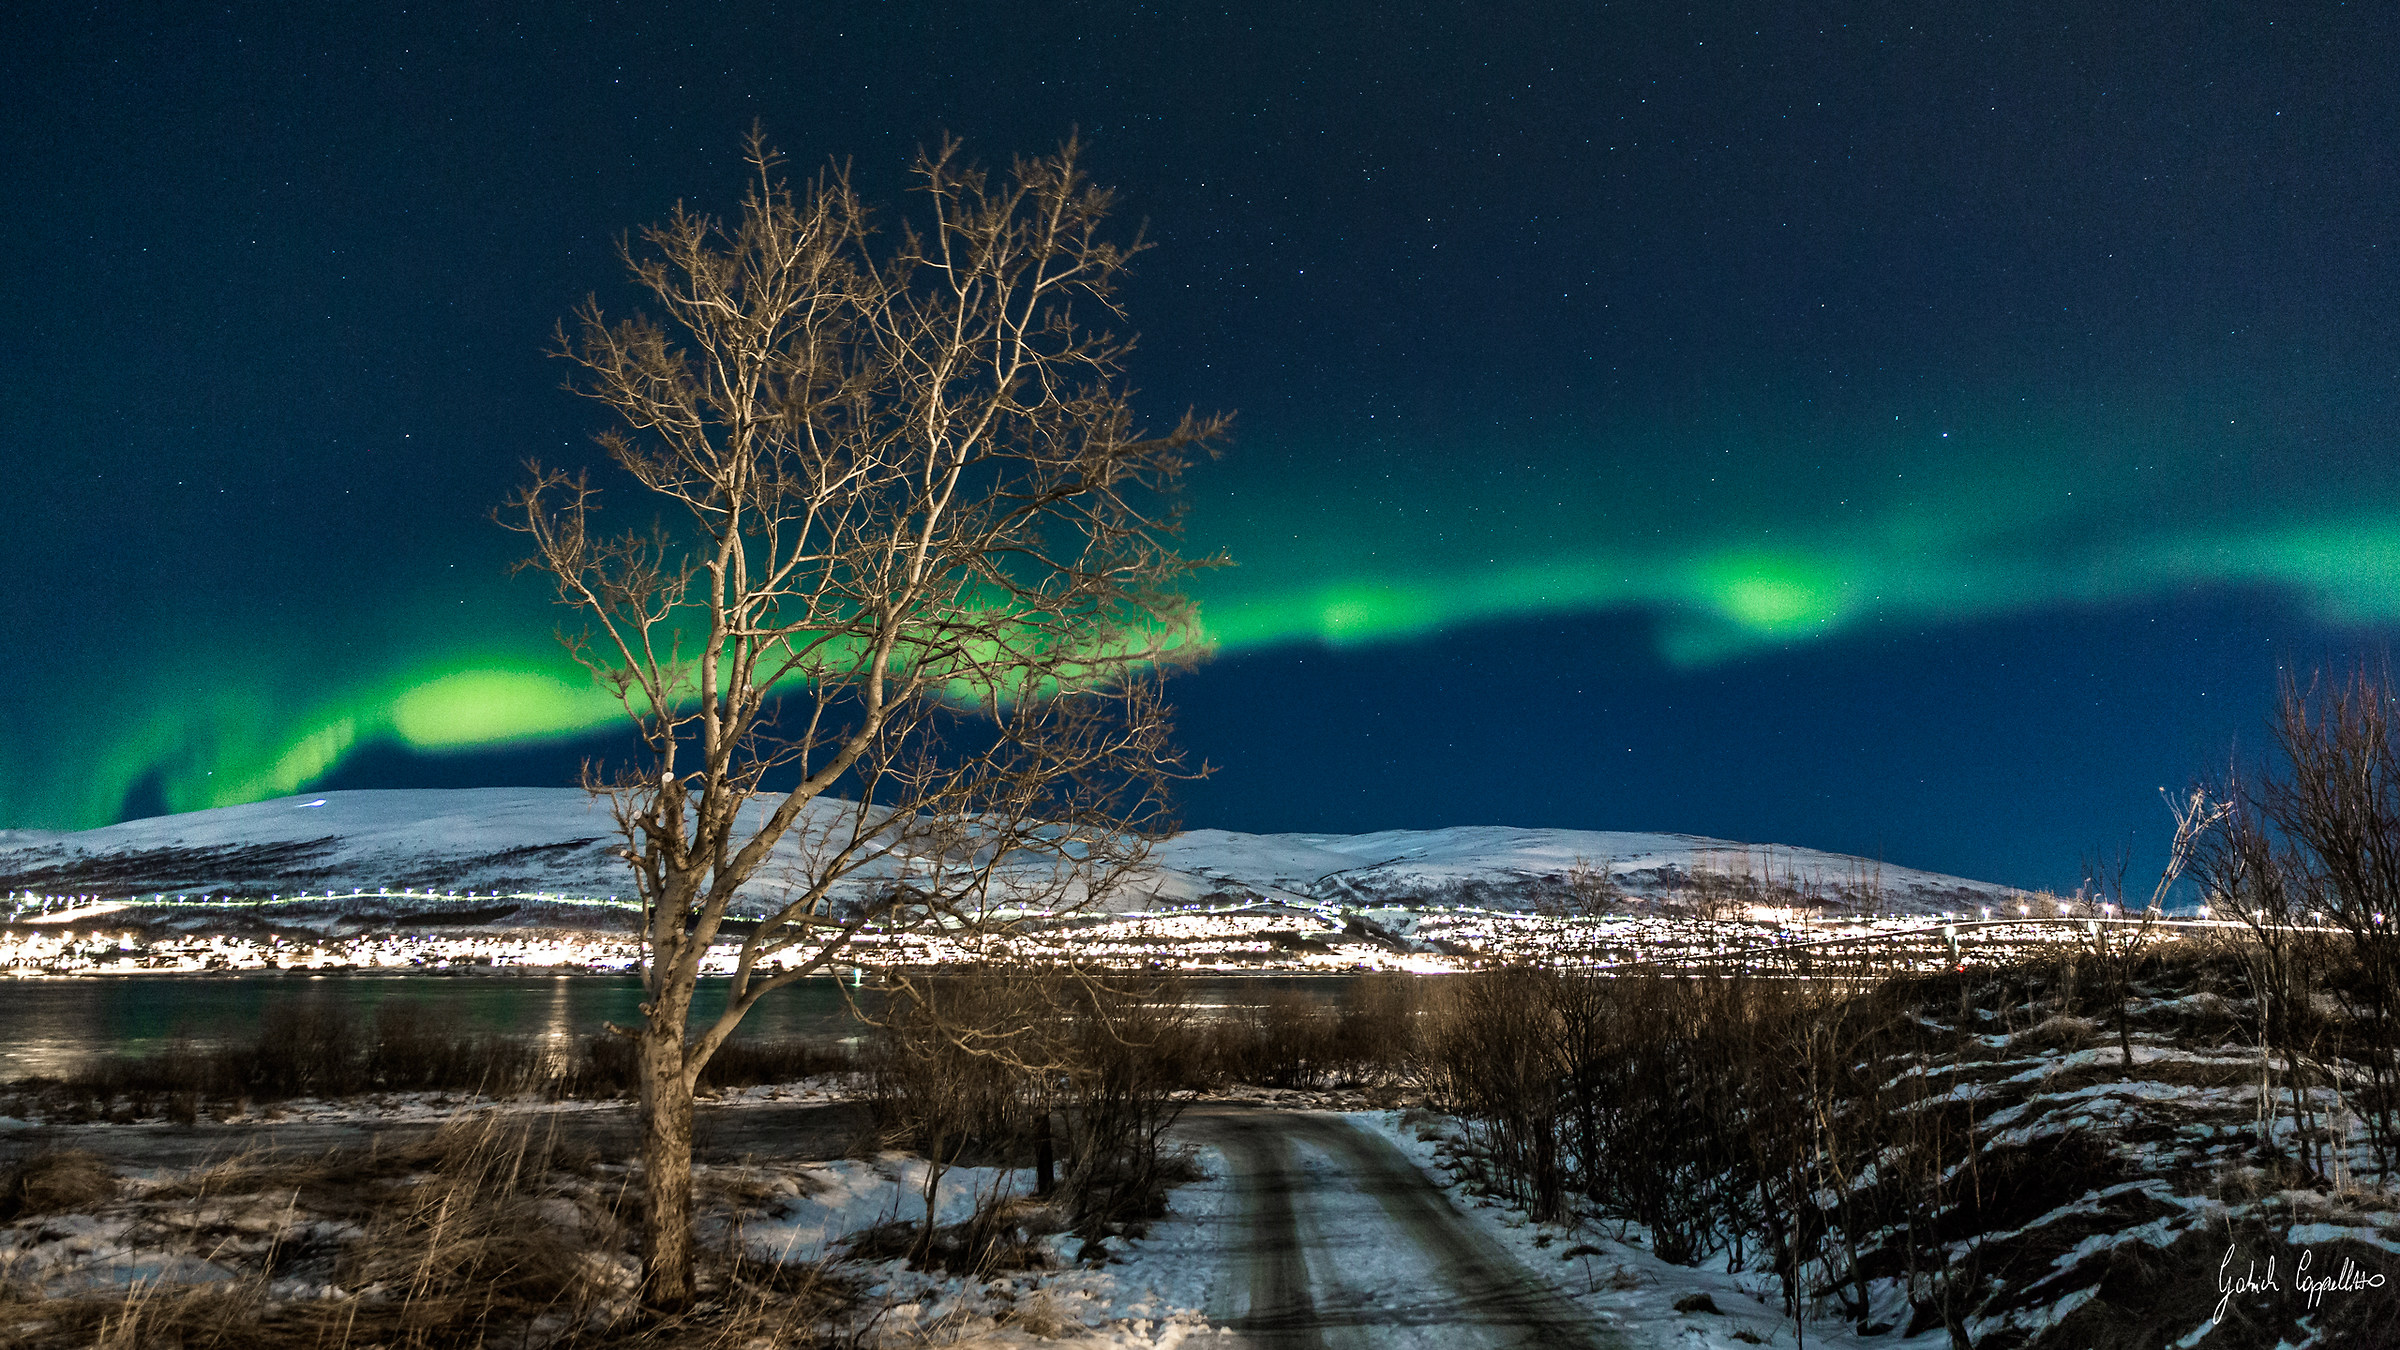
[1181,1109,1623,1349]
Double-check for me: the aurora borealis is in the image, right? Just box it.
[7,4,2398,890]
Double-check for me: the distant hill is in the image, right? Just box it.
[1145,824,2023,914]
[0,788,2024,920]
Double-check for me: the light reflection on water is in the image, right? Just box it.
[0,972,1375,1080]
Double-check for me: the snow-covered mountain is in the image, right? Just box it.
[1142,825,2020,913]
[0,788,2023,918]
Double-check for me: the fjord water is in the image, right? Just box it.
[0,972,1367,1080]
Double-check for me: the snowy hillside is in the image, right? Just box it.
[0,790,895,910]
[0,788,2021,919]
[1143,824,2020,912]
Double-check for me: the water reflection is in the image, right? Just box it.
[0,973,1374,1080]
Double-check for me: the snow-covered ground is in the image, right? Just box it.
[10,1080,2396,1346]
[0,1097,1895,1347]
[1350,1110,1922,1350]
[727,1108,1952,1347]
[723,1153,1231,1347]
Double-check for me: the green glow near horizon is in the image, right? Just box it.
[15,403,2400,832]
[41,513,2400,833]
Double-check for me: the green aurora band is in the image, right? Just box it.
[14,404,2400,832]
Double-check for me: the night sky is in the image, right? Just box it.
[7,4,2398,892]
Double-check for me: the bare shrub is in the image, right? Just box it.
[2184,665,2400,1184]
[1572,855,1628,913]
[566,1033,851,1098]
[2263,668,2400,1180]
[1330,974,1423,1083]
[864,967,1205,1254]
[1048,976,1200,1232]
[58,997,550,1107]
[866,969,1048,1263]
[44,1010,846,1119]
[1196,977,1419,1090]
[693,1038,852,1090]
[1422,968,1567,1221]
[1417,961,1978,1334]
[2080,788,2227,1068]
[362,1000,545,1093]
[1219,989,1340,1088]
[1006,1287,1071,1338]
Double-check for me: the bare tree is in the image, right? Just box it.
[2263,666,2400,1182]
[2083,787,2225,1069]
[1562,854,1625,916]
[508,129,1226,1304]
[2199,774,2331,1171]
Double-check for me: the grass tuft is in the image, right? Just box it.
[0,1151,116,1221]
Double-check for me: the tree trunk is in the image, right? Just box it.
[638,1003,697,1308]
[917,1147,956,1266]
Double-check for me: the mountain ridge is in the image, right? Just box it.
[0,788,2028,919]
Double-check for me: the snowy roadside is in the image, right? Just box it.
[1349,1085,2400,1349]
[1350,1109,1942,1350]
[790,1102,1958,1349]
[728,1149,1240,1347]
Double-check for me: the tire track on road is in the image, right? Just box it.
[1183,1108,1622,1349]
[1200,1113,1326,1349]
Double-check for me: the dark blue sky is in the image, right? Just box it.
[7,3,2398,892]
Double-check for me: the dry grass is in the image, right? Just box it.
[0,1153,116,1222]
[336,1116,612,1332]
[2005,1013,2098,1055]
[836,1194,1061,1280]
[2018,1054,2260,1097]
[0,1115,867,1349]
[1001,1288,1068,1338]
